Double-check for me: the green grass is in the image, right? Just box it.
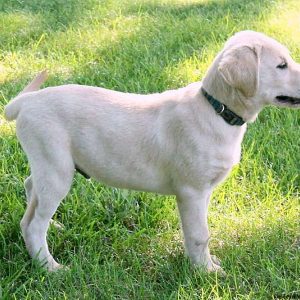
[0,0,299,299]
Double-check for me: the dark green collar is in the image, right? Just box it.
[201,87,245,126]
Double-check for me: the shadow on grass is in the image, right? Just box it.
[126,0,276,19]
[0,0,93,30]
[68,0,280,92]
[1,0,280,92]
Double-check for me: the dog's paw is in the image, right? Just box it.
[207,262,226,277]
[50,219,64,230]
[192,257,226,276]
[211,255,221,266]
[46,260,69,272]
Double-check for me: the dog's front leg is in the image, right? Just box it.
[176,187,224,274]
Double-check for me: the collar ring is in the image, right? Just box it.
[216,104,225,114]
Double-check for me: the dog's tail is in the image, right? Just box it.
[4,70,48,121]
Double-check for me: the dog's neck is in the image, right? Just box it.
[202,57,262,123]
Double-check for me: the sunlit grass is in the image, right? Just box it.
[0,0,299,299]
[0,115,14,136]
[257,1,300,47]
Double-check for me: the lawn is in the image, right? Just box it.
[0,0,299,299]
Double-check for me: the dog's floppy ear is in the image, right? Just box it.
[218,45,261,97]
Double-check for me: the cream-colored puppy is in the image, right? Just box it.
[4,31,300,273]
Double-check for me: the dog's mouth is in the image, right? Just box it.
[276,95,300,105]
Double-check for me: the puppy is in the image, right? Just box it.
[4,30,300,273]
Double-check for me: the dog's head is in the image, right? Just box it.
[218,31,300,110]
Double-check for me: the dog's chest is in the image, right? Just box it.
[205,143,241,186]
[208,146,241,186]
[176,130,244,189]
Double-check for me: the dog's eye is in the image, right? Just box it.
[277,62,288,69]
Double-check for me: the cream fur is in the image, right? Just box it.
[4,30,300,273]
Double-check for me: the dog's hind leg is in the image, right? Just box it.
[20,155,74,271]
[24,175,64,230]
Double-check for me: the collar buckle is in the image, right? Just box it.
[229,116,238,125]
[201,87,245,126]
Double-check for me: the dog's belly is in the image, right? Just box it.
[97,174,173,194]
[73,151,174,194]
[81,167,173,194]
[73,150,235,196]
[97,168,173,194]
[71,138,241,195]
